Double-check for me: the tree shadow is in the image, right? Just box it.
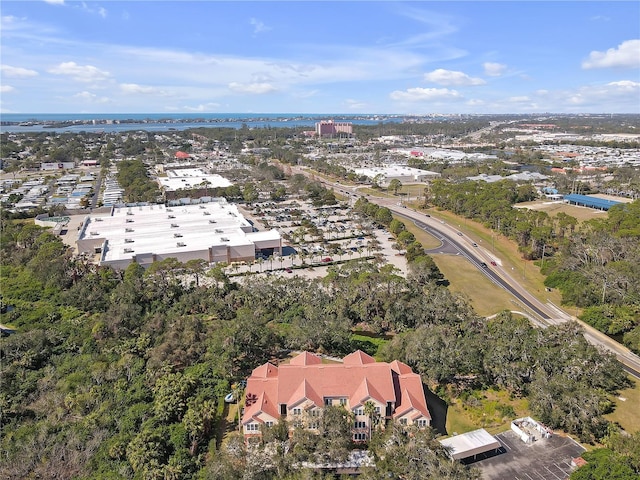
[215,401,240,448]
[425,386,448,436]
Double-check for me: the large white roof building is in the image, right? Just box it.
[353,166,440,185]
[157,168,233,193]
[76,199,281,269]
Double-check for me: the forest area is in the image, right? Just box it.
[1,194,639,479]
[423,180,640,356]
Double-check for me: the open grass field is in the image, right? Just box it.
[399,214,442,250]
[412,205,565,309]
[605,378,640,433]
[514,200,608,222]
[432,255,516,316]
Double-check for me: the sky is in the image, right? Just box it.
[1,1,639,114]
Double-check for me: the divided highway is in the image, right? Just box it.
[295,168,640,380]
[388,206,640,380]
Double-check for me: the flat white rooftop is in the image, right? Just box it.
[158,168,232,191]
[78,200,279,263]
[353,165,440,180]
[439,428,501,461]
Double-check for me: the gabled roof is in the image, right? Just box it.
[389,359,413,375]
[351,377,386,408]
[241,351,430,427]
[290,351,322,365]
[393,378,431,420]
[243,386,279,424]
[252,362,278,378]
[343,350,376,365]
[287,379,323,408]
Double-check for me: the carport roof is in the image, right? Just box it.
[440,428,501,461]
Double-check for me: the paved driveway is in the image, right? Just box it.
[474,430,585,480]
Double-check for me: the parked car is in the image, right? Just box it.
[224,392,235,403]
[480,262,488,268]
[322,257,333,263]
[472,243,478,247]
[457,232,463,236]
[490,261,497,266]
[285,268,293,273]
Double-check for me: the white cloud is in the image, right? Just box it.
[182,102,221,112]
[344,99,368,110]
[508,96,531,103]
[529,81,639,111]
[72,91,110,103]
[1,64,38,78]
[80,2,108,18]
[120,83,169,96]
[228,82,277,94]
[579,80,640,101]
[49,62,111,82]
[390,87,462,102]
[423,69,485,86]
[394,7,459,46]
[250,18,271,35]
[582,39,640,69]
[43,0,65,5]
[483,62,507,77]
[292,89,319,99]
[466,99,485,106]
[1,85,15,93]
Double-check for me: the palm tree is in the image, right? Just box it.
[363,401,377,441]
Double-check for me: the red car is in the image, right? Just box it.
[322,257,333,263]
[490,261,497,266]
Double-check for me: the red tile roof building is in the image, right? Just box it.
[241,351,431,440]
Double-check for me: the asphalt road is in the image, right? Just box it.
[295,167,640,379]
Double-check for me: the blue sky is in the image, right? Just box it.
[1,1,639,114]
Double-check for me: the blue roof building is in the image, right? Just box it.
[564,194,622,211]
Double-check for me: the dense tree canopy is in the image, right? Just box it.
[0,217,630,478]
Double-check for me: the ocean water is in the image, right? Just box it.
[1,113,398,133]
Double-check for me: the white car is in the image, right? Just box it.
[224,392,235,403]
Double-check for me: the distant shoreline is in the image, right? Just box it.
[0,113,405,133]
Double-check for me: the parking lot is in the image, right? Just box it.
[474,430,585,480]
[235,200,408,279]
[55,197,409,279]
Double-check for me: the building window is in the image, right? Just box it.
[309,409,319,417]
[354,421,367,429]
[325,398,332,406]
[309,422,319,429]
[355,408,364,416]
[292,408,301,415]
[353,433,367,441]
[339,398,347,406]
[246,423,259,431]
[266,421,274,427]
[375,407,381,415]
[399,418,408,426]
[416,419,427,427]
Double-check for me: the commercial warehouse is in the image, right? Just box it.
[76,199,281,269]
[563,194,622,211]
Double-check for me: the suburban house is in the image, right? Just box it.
[241,350,431,441]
